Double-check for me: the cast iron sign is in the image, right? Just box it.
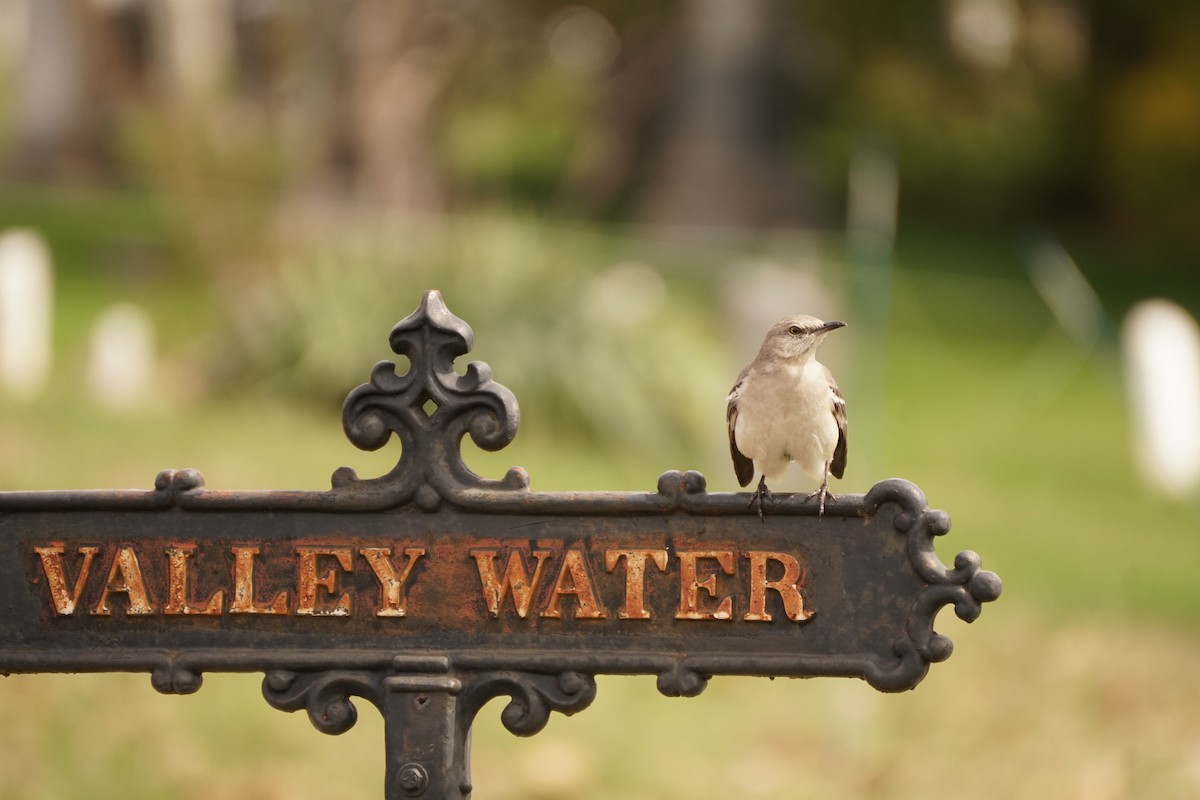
[0,290,1001,799]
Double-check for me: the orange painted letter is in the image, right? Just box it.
[541,549,607,620]
[471,549,551,618]
[605,549,667,620]
[92,547,156,616]
[744,551,812,622]
[361,547,425,618]
[675,550,735,621]
[34,545,99,616]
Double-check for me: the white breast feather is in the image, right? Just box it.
[734,360,838,484]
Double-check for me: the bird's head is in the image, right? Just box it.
[758,315,846,362]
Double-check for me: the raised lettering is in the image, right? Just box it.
[360,547,425,617]
[229,546,289,614]
[34,545,99,616]
[164,545,224,615]
[541,548,607,619]
[471,548,551,618]
[295,547,354,616]
[91,546,156,616]
[675,550,735,621]
[605,549,668,620]
[744,551,812,622]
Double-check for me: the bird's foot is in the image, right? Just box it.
[748,476,774,522]
[805,480,833,518]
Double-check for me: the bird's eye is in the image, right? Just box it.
[788,325,803,336]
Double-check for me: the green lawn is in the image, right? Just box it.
[0,209,1197,798]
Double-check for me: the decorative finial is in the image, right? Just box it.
[333,290,529,506]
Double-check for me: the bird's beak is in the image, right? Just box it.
[820,320,847,333]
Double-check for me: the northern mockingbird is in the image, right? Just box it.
[726,316,847,518]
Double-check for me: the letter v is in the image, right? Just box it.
[35,545,100,616]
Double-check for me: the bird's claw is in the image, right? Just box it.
[805,481,833,517]
[748,476,774,522]
[748,478,835,519]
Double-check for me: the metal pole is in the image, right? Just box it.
[384,658,472,800]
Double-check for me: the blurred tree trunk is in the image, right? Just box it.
[9,0,105,179]
[321,0,454,212]
[158,0,233,105]
[635,0,820,232]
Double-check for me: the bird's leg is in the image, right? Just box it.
[747,475,774,522]
[805,462,833,517]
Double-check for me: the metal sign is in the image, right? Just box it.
[0,290,1001,799]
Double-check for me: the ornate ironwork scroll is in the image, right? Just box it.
[0,290,1001,799]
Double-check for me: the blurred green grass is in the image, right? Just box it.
[0,206,1198,798]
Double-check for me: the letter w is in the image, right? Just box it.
[470,549,551,619]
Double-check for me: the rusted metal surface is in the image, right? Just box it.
[6,479,983,690]
[0,290,1001,799]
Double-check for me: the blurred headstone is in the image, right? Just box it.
[1121,299,1200,499]
[0,229,54,399]
[87,303,156,411]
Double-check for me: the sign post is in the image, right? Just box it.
[0,290,1001,799]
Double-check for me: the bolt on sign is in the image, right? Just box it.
[0,291,1001,799]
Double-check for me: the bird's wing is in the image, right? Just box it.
[726,371,755,487]
[827,365,848,480]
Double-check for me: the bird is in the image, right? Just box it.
[726,315,848,518]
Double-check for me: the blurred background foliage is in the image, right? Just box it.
[5,1,1200,245]
[1,1,1199,798]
